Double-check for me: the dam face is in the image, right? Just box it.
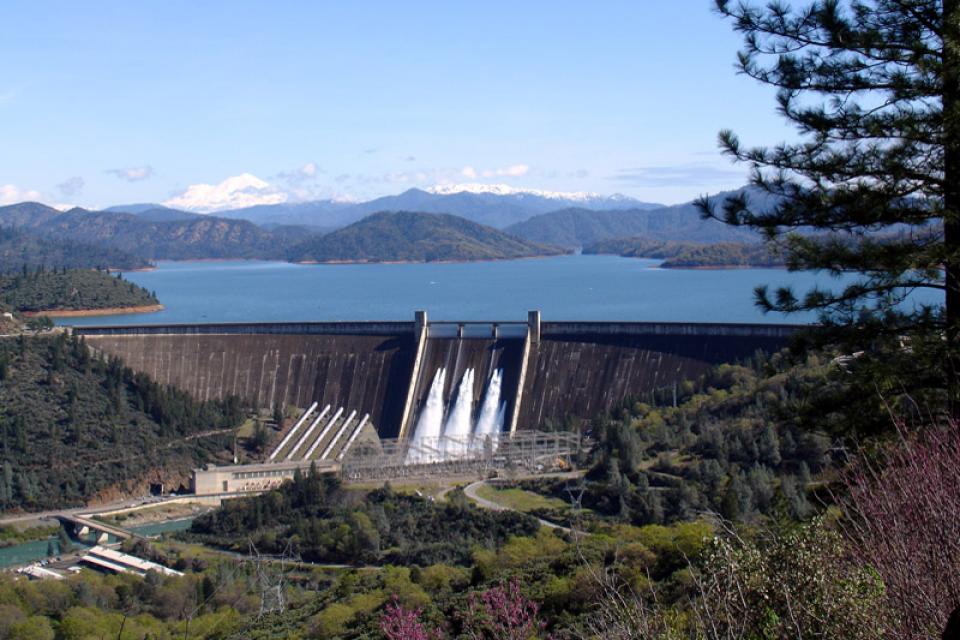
[75,314,798,437]
[78,323,416,437]
[519,323,792,427]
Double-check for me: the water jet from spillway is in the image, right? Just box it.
[474,369,504,450]
[442,368,475,457]
[407,367,447,463]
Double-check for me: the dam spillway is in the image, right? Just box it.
[73,313,799,439]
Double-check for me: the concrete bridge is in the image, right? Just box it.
[56,514,137,543]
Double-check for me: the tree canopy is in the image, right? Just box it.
[699,0,958,357]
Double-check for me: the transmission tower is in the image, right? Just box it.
[249,540,296,618]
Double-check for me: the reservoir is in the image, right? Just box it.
[59,255,937,326]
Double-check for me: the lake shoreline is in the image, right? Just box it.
[25,304,165,318]
[293,253,570,266]
[660,264,786,270]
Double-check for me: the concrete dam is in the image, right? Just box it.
[73,312,798,440]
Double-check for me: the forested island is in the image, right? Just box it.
[0,268,161,316]
[288,211,568,263]
[584,237,783,268]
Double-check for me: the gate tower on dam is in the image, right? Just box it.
[73,312,799,440]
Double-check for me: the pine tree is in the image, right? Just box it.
[700,1,959,358]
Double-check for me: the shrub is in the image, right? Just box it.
[842,420,960,639]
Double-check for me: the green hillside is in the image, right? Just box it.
[39,208,282,260]
[0,334,243,511]
[505,202,758,248]
[0,269,159,313]
[188,474,539,566]
[288,211,568,263]
[585,237,783,268]
[0,203,295,261]
[0,227,150,272]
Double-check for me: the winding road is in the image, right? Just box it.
[463,479,577,534]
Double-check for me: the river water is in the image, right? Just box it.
[0,519,195,569]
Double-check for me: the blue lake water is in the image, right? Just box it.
[58,255,940,326]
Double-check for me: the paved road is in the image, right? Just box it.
[463,480,577,534]
[0,495,175,527]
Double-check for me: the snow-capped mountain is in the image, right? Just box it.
[211,186,663,229]
[164,173,287,213]
[424,183,601,200]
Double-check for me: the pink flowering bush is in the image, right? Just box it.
[459,578,543,640]
[379,599,444,640]
[380,578,545,640]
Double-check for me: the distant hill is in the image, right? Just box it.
[0,202,63,228]
[267,224,333,243]
[288,211,568,263]
[216,186,661,230]
[0,227,151,272]
[505,188,767,248]
[0,204,295,260]
[585,237,783,268]
[106,203,171,214]
[220,201,358,229]
[133,207,204,223]
[106,203,206,223]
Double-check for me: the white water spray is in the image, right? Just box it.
[485,402,507,452]
[407,367,447,463]
[442,368,475,457]
[474,369,504,449]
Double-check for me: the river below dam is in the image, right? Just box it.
[0,518,194,569]
[58,255,940,327]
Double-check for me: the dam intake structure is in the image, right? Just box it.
[74,312,799,476]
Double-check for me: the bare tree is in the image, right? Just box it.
[840,418,960,638]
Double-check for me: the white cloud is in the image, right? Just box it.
[57,176,84,197]
[609,164,746,187]
[484,164,529,178]
[277,162,319,183]
[163,173,288,212]
[106,165,155,182]
[0,184,43,205]
[461,164,528,179]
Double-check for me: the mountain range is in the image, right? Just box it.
[113,185,662,230]
[0,185,773,268]
[0,203,278,261]
[504,188,766,248]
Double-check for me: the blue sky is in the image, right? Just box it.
[0,1,792,210]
